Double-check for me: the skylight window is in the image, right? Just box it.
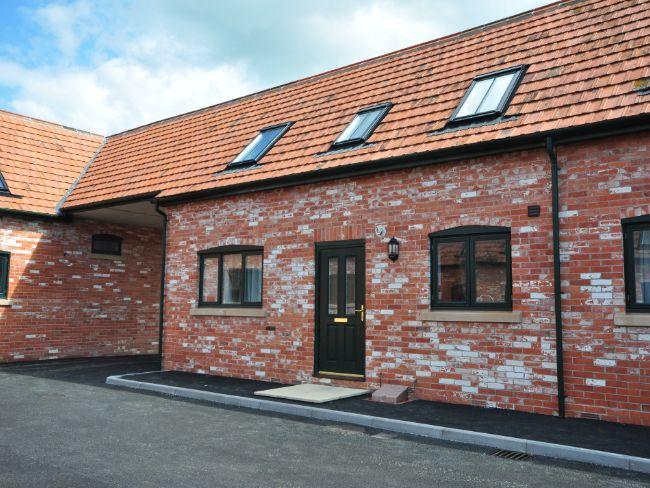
[332,103,392,148]
[451,66,526,123]
[0,172,8,193]
[229,122,292,167]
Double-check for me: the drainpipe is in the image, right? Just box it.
[545,137,566,418]
[154,202,167,360]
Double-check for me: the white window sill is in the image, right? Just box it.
[90,253,122,260]
[613,313,650,327]
[0,299,12,307]
[417,310,522,323]
[190,307,267,318]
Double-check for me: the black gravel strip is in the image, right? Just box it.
[128,370,650,459]
[0,355,161,386]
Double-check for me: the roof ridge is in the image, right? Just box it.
[0,108,104,138]
[107,0,587,140]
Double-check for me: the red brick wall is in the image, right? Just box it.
[558,132,650,425]
[163,146,559,416]
[162,131,649,425]
[0,216,162,362]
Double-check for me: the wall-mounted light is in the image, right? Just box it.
[388,237,399,262]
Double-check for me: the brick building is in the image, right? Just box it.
[0,111,162,362]
[1,0,649,425]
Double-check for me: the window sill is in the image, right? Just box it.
[614,313,650,327]
[190,307,267,318]
[417,310,521,323]
[90,253,122,260]
[0,299,12,307]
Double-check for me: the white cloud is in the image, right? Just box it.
[0,0,551,134]
[2,57,257,134]
[305,2,445,66]
[32,0,94,60]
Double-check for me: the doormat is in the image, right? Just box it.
[254,383,371,404]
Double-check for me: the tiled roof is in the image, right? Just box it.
[63,0,649,209]
[0,110,104,215]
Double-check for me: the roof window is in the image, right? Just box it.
[451,66,526,123]
[229,122,292,167]
[0,172,8,192]
[332,103,392,148]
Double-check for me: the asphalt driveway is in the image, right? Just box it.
[0,357,648,488]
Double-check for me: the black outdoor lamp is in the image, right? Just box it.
[388,237,400,262]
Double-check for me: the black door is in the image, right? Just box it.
[315,241,365,378]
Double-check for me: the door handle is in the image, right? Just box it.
[355,305,365,321]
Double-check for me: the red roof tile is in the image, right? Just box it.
[63,0,649,209]
[0,110,104,215]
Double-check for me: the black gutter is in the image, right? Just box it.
[546,136,566,418]
[0,208,72,222]
[63,191,160,213]
[154,202,168,360]
[157,114,650,206]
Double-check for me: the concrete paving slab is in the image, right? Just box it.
[254,383,371,403]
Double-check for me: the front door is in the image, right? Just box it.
[315,241,365,379]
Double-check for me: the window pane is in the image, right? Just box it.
[328,257,338,315]
[222,254,243,304]
[455,77,494,118]
[232,125,286,164]
[474,238,508,303]
[233,132,262,163]
[633,229,650,305]
[0,254,8,298]
[335,106,387,144]
[335,114,364,143]
[436,241,466,302]
[201,257,220,303]
[477,72,516,113]
[345,257,356,315]
[244,254,263,303]
[349,110,383,140]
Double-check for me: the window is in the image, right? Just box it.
[229,123,292,167]
[199,246,263,307]
[332,103,392,148]
[91,234,122,256]
[623,219,650,312]
[0,252,9,299]
[450,66,526,123]
[0,172,8,192]
[430,226,511,310]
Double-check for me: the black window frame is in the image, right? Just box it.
[430,226,512,311]
[198,245,264,308]
[330,102,393,150]
[449,65,527,125]
[623,216,650,312]
[0,252,9,299]
[91,234,122,256]
[228,122,292,168]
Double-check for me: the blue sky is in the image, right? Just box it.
[0,0,549,134]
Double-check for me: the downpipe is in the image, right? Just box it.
[154,202,167,360]
[546,136,566,418]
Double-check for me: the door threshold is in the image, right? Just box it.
[317,371,365,381]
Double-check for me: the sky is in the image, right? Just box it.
[0,0,550,135]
